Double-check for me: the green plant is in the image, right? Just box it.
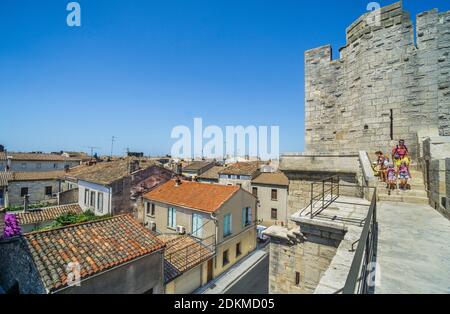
[34,211,111,231]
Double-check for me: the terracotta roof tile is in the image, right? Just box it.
[24,215,165,292]
[144,180,240,213]
[198,166,225,180]
[16,204,83,225]
[183,161,213,172]
[0,172,13,187]
[158,235,214,283]
[252,172,289,187]
[219,161,263,176]
[64,159,159,185]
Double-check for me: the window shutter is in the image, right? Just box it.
[247,207,252,225]
[242,208,246,228]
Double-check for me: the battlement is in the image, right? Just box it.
[304,1,450,157]
[305,2,449,67]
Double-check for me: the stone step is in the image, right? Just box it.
[378,194,430,205]
[379,189,428,197]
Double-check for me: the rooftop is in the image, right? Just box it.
[16,204,82,225]
[219,161,263,176]
[158,235,214,283]
[63,158,159,185]
[0,171,65,186]
[0,152,82,162]
[183,161,213,172]
[252,172,289,187]
[144,179,240,213]
[197,166,225,180]
[24,215,164,293]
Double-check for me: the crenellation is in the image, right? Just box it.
[305,1,450,156]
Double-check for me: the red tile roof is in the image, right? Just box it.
[17,204,83,225]
[144,180,240,213]
[24,215,164,292]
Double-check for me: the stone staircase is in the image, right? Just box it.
[377,167,429,205]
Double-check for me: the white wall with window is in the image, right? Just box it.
[167,207,177,229]
[78,180,111,216]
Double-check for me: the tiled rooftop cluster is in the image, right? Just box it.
[24,215,164,292]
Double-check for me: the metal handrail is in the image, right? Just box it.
[309,175,340,219]
[342,189,377,294]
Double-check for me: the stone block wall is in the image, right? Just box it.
[305,2,450,159]
[429,159,450,218]
[7,180,60,207]
[268,226,340,294]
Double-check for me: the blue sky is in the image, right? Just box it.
[1,0,449,156]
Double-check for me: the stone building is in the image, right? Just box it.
[0,152,81,172]
[143,180,257,284]
[197,166,225,184]
[304,1,450,159]
[218,161,263,192]
[182,161,215,179]
[251,172,289,227]
[60,158,174,217]
[0,171,65,208]
[0,215,165,294]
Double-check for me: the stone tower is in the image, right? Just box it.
[304,1,450,158]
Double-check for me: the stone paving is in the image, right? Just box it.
[375,201,450,294]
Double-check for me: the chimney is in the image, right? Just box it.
[128,160,140,174]
[176,163,182,175]
[23,194,30,212]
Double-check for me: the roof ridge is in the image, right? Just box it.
[24,213,129,236]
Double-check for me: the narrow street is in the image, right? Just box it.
[224,253,269,294]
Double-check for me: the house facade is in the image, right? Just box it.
[143,180,258,282]
[0,152,81,172]
[218,161,262,192]
[0,215,165,294]
[182,161,215,179]
[0,171,65,208]
[197,166,224,184]
[251,172,289,226]
[62,159,174,217]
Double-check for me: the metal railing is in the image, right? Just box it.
[165,234,216,273]
[342,188,378,294]
[308,175,340,219]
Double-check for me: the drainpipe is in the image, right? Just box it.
[210,213,219,252]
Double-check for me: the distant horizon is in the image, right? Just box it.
[1,0,449,156]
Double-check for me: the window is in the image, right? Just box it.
[21,163,27,170]
[53,163,57,169]
[252,187,258,197]
[236,242,242,258]
[222,250,230,267]
[168,207,177,229]
[271,208,278,220]
[295,272,301,286]
[45,186,52,196]
[271,189,278,201]
[192,213,203,238]
[223,214,232,237]
[84,189,89,205]
[20,187,28,197]
[236,175,241,180]
[97,193,103,213]
[90,191,96,208]
[242,207,251,227]
[146,202,155,216]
